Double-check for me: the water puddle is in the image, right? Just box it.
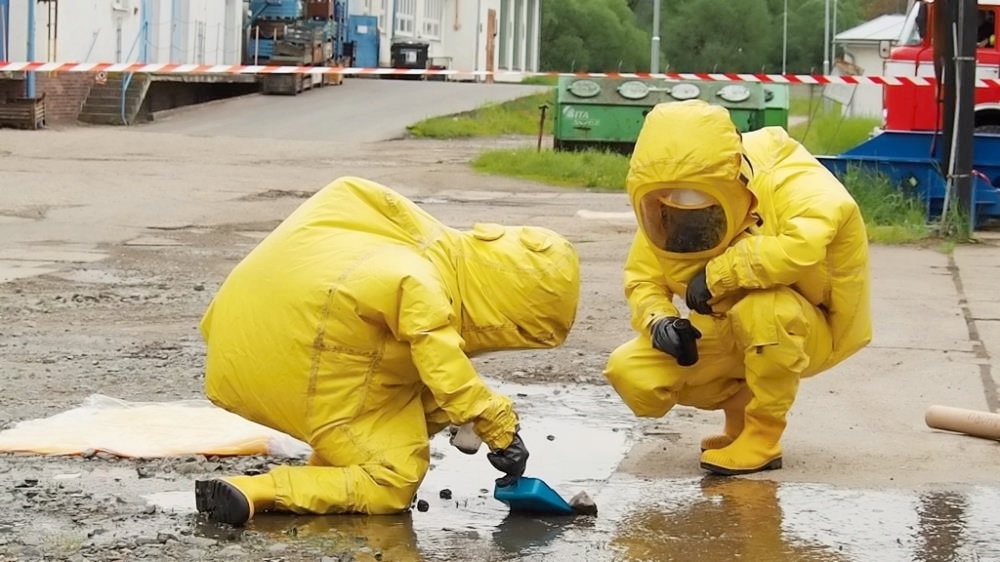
[601,477,1000,562]
[143,490,197,514]
[136,382,1000,560]
[53,268,147,285]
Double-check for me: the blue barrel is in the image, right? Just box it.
[250,0,302,20]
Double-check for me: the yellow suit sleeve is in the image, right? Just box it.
[706,170,849,297]
[625,232,680,332]
[395,276,517,452]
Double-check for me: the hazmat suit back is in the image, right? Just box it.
[199,176,579,515]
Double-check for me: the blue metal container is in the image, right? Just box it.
[346,15,379,68]
[250,0,302,20]
[816,130,1000,227]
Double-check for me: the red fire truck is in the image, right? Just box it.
[883,0,1000,132]
[818,0,1000,228]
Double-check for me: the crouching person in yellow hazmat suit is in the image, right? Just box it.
[194,176,580,526]
[604,100,872,476]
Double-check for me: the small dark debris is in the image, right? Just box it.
[194,283,205,292]
[569,491,598,516]
[416,500,429,512]
[516,393,528,398]
[546,435,555,441]
[439,489,452,500]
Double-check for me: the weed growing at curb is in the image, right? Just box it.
[407,91,555,138]
[839,166,931,244]
[473,148,629,190]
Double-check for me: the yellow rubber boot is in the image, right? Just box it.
[699,413,785,475]
[699,385,752,451]
[195,473,277,526]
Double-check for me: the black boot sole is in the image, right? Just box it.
[700,457,783,476]
[194,479,252,527]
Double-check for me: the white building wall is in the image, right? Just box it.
[7,0,242,64]
[443,0,499,80]
[340,0,536,76]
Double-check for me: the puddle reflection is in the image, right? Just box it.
[605,477,1000,562]
[610,478,848,562]
[252,513,423,561]
[914,491,970,562]
[491,514,580,557]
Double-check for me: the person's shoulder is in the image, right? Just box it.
[743,126,801,168]
[744,126,795,147]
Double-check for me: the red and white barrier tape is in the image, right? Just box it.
[2,61,998,88]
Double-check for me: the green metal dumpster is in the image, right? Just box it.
[763,84,790,129]
[553,77,777,153]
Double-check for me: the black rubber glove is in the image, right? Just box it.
[650,317,702,367]
[685,268,713,315]
[487,433,529,487]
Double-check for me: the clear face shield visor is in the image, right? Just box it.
[638,188,729,253]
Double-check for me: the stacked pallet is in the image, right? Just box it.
[0,95,46,130]
[248,3,345,96]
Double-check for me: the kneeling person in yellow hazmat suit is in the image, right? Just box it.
[604,100,871,476]
[195,176,580,526]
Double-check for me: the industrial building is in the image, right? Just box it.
[0,0,541,128]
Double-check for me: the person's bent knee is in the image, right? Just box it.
[728,287,807,343]
[603,338,680,418]
[367,482,420,514]
[603,340,637,388]
[361,461,426,515]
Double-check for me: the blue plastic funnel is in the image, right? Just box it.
[493,476,575,516]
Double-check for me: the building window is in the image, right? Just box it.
[396,0,416,35]
[422,0,442,38]
[498,0,509,69]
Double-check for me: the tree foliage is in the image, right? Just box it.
[539,0,650,72]
[540,0,872,74]
[660,0,775,72]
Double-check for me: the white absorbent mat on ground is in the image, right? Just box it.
[0,394,312,458]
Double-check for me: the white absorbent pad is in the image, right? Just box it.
[0,394,312,458]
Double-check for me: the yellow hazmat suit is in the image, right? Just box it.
[603,100,871,475]
[195,176,579,525]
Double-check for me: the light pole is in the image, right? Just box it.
[823,0,830,75]
[26,0,36,97]
[782,0,788,73]
[651,0,661,73]
[832,0,838,69]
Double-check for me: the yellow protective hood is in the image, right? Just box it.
[267,177,580,353]
[451,223,580,354]
[626,100,757,260]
